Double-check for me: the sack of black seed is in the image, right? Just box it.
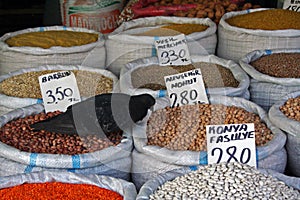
[0,171,137,200]
[239,48,300,112]
[0,104,132,180]
[120,55,250,99]
[269,90,300,177]
[137,162,300,199]
[0,65,119,116]
[131,95,287,190]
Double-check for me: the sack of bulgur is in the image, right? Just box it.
[0,65,119,116]
[269,90,300,177]
[106,16,217,76]
[239,48,300,111]
[217,8,300,62]
[0,26,106,75]
[131,96,287,190]
[120,55,250,99]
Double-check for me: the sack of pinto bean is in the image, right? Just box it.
[106,16,217,76]
[269,91,300,177]
[131,95,287,190]
[136,162,300,199]
[120,55,250,99]
[0,104,132,180]
[239,48,300,112]
[0,26,106,75]
[0,65,119,116]
[0,171,137,200]
[217,8,300,62]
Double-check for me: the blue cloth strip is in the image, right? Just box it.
[265,49,272,55]
[36,99,43,104]
[189,165,198,171]
[24,153,38,173]
[72,155,81,169]
[39,27,45,32]
[199,151,208,165]
[158,90,166,97]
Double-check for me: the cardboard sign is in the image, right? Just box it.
[206,123,257,168]
[164,69,209,107]
[39,71,81,113]
[155,34,191,66]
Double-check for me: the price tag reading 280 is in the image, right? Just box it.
[155,34,192,66]
[39,71,81,113]
[164,69,209,107]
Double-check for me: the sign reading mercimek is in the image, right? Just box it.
[39,71,81,113]
[206,123,257,168]
[155,34,192,66]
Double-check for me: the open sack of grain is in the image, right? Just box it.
[0,104,132,180]
[239,48,300,112]
[0,171,136,200]
[120,55,250,99]
[106,16,217,76]
[131,95,287,190]
[0,65,119,116]
[269,91,300,177]
[217,8,300,62]
[0,26,106,75]
[137,162,300,199]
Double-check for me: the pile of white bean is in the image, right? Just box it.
[150,162,300,200]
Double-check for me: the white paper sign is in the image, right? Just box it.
[283,0,300,11]
[164,69,209,107]
[206,123,257,168]
[155,34,191,66]
[39,71,81,113]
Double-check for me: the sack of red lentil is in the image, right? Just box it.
[0,171,137,200]
[0,26,106,75]
[239,48,300,112]
[106,16,217,76]
[0,65,119,116]
[131,95,287,190]
[0,104,132,180]
[269,90,300,177]
[217,8,300,62]
[137,163,300,199]
[120,55,250,99]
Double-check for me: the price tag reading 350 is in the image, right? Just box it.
[39,71,81,113]
[164,69,209,107]
[206,123,257,168]
[155,34,191,66]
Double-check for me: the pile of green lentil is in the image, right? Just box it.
[131,63,239,90]
[0,111,122,155]
[0,70,113,98]
[250,53,300,78]
[147,104,273,151]
[226,9,300,30]
[149,162,300,199]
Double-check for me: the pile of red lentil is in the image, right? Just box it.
[0,182,123,200]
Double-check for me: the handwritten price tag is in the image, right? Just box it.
[164,69,209,107]
[283,0,300,11]
[206,123,257,168]
[39,71,81,113]
[155,34,191,66]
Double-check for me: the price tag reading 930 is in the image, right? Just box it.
[206,123,257,168]
[39,71,81,113]
[155,34,191,66]
[164,69,209,107]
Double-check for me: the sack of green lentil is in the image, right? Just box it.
[137,162,300,199]
[0,171,137,200]
[131,95,287,190]
[120,55,250,99]
[0,26,106,75]
[106,16,217,76]
[217,8,300,62]
[0,104,132,180]
[0,65,119,116]
[269,91,300,177]
[239,48,300,112]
